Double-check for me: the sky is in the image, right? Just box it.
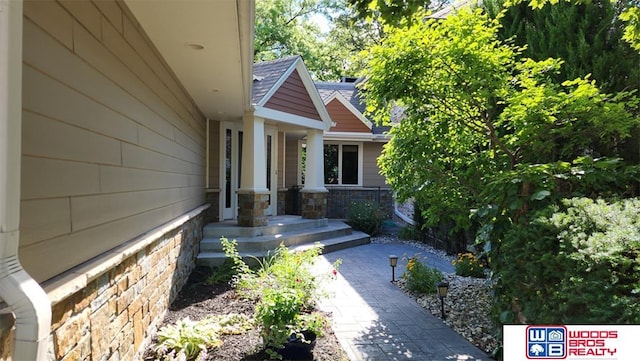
[310,12,332,33]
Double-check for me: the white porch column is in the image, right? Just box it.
[303,129,327,192]
[239,114,268,192]
[237,113,269,226]
[0,1,52,359]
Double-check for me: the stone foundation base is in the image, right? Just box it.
[238,192,269,227]
[277,189,287,216]
[0,208,207,361]
[301,191,328,219]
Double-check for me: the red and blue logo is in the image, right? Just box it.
[526,326,567,359]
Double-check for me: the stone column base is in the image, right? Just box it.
[238,191,269,227]
[277,188,287,216]
[301,191,328,219]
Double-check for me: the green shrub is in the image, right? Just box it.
[345,200,385,235]
[452,252,486,278]
[398,225,422,240]
[222,238,340,359]
[403,257,443,295]
[495,197,640,325]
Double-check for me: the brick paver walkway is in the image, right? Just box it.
[315,242,490,361]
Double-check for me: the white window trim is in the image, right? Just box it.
[297,140,363,187]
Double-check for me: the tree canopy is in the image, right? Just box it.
[362,8,639,248]
[254,0,342,80]
[484,0,640,94]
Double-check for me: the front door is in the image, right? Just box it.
[221,122,242,220]
[265,126,277,216]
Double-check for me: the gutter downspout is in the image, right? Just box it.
[0,0,52,360]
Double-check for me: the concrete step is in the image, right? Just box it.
[200,221,353,253]
[203,216,328,238]
[196,230,371,267]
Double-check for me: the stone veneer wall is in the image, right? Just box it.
[326,187,393,219]
[0,209,206,361]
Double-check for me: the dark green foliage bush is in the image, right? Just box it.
[345,200,385,236]
[398,225,422,240]
[495,197,640,325]
[403,258,443,295]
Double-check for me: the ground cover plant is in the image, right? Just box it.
[144,267,348,361]
[155,314,253,360]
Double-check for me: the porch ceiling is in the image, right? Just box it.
[124,0,254,121]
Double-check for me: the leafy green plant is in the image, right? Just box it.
[402,257,443,295]
[345,200,386,236]
[205,258,237,285]
[398,225,422,240]
[155,314,253,360]
[452,252,486,278]
[222,238,340,359]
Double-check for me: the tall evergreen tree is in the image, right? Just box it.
[484,0,640,95]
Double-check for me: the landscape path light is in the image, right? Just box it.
[437,281,449,319]
[389,255,398,282]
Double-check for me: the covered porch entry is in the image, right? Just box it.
[200,56,370,264]
[207,56,331,226]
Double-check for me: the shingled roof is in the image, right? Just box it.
[252,56,299,105]
[315,81,367,114]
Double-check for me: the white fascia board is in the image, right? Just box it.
[325,92,372,129]
[254,106,327,130]
[323,131,390,142]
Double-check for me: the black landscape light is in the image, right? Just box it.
[389,255,398,282]
[437,281,449,319]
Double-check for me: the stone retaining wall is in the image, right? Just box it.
[283,187,394,220]
[326,187,393,219]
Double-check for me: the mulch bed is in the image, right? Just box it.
[143,267,349,361]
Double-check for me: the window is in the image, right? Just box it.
[299,141,362,186]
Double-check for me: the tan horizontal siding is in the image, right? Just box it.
[22,110,122,166]
[363,142,387,187]
[20,202,198,282]
[20,198,72,248]
[20,0,207,283]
